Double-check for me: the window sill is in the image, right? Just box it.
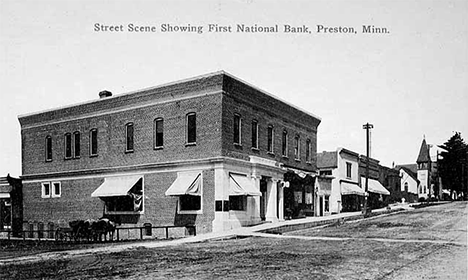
[125,150,134,154]
[178,210,202,215]
[267,151,275,156]
[105,211,143,215]
[234,143,242,147]
[282,156,289,159]
[251,147,259,152]
[185,143,197,147]
[154,146,163,150]
[89,154,98,158]
[64,157,72,160]
[45,159,53,162]
[295,158,301,162]
[74,156,81,159]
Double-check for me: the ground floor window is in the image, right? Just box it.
[104,178,143,213]
[179,195,201,211]
[229,196,247,211]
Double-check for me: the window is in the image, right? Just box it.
[282,130,288,157]
[233,114,242,145]
[306,139,311,162]
[320,170,332,176]
[251,120,258,149]
[179,195,201,211]
[45,136,53,161]
[424,186,426,194]
[294,135,300,160]
[346,162,352,178]
[324,195,330,212]
[186,113,197,144]
[154,118,164,149]
[42,181,61,198]
[267,126,274,153]
[90,129,98,156]
[64,133,72,159]
[419,186,422,194]
[126,122,134,152]
[52,182,61,198]
[229,196,247,211]
[74,132,80,158]
[404,182,409,192]
[41,182,51,198]
[104,178,143,213]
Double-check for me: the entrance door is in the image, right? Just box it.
[319,196,324,216]
[260,179,267,221]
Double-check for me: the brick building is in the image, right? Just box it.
[18,71,321,234]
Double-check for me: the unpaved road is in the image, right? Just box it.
[0,201,466,279]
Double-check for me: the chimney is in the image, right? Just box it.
[99,90,112,99]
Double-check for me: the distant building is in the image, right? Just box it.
[396,166,419,203]
[18,71,321,235]
[316,148,390,214]
[0,175,23,236]
[416,138,432,199]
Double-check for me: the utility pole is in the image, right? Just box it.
[362,122,373,216]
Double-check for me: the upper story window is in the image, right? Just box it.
[233,114,242,145]
[267,125,274,153]
[251,120,258,149]
[186,113,196,145]
[64,133,72,159]
[306,139,311,162]
[45,136,53,161]
[294,135,300,160]
[404,182,409,192]
[126,122,134,152]
[320,170,332,176]
[74,131,81,158]
[154,118,164,149]
[282,130,288,157]
[89,129,98,156]
[346,162,352,179]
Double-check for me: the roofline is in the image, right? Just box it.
[337,147,359,157]
[18,70,322,122]
[18,70,226,119]
[222,71,322,122]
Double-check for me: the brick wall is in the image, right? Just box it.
[21,94,223,176]
[221,75,320,172]
[23,169,215,234]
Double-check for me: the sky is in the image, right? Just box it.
[0,0,467,177]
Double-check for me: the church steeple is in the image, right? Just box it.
[416,138,431,169]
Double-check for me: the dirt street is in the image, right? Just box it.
[0,201,466,279]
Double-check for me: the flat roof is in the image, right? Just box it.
[18,71,321,122]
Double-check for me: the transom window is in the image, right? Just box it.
[179,195,201,211]
[154,118,164,149]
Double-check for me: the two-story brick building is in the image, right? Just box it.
[18,71,321,235]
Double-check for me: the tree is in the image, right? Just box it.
[438,132,468,200]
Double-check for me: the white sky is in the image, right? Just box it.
[1,0,467,177]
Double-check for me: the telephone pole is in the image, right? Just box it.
[362,122,373,216]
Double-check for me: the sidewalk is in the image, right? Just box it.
[0,203,413,265]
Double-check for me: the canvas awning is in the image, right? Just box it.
[360,177,390,195]
[229,174,262,196]
[165,172,202,196]
[341,182,365,196]
[91,175,142,197]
